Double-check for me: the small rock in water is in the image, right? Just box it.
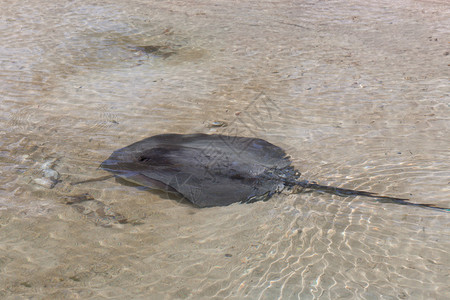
[33,158,60,189]
[43,168,60,181]
[41,160,54,170]
[208,121,228,128]
[33,177,56,189]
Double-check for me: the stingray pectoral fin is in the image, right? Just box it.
[118,173,176,193]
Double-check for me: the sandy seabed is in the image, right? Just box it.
[1,0,449,299]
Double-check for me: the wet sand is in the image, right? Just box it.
[1,0,449,298]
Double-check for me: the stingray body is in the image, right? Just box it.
[101,133,296,207]
[100,133,448,211]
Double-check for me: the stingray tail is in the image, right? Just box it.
[294,180,450,212]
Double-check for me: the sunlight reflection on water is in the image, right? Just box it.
[0,0,449,299]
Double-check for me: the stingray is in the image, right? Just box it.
[97,133,448,211]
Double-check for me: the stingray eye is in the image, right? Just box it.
[138,156,149,162]
[137,154,172,166]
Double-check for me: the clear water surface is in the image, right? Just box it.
[1,0,449,299]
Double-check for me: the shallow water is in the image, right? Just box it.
[1,0,449,299]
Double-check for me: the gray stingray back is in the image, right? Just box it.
[100,133,295,207]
